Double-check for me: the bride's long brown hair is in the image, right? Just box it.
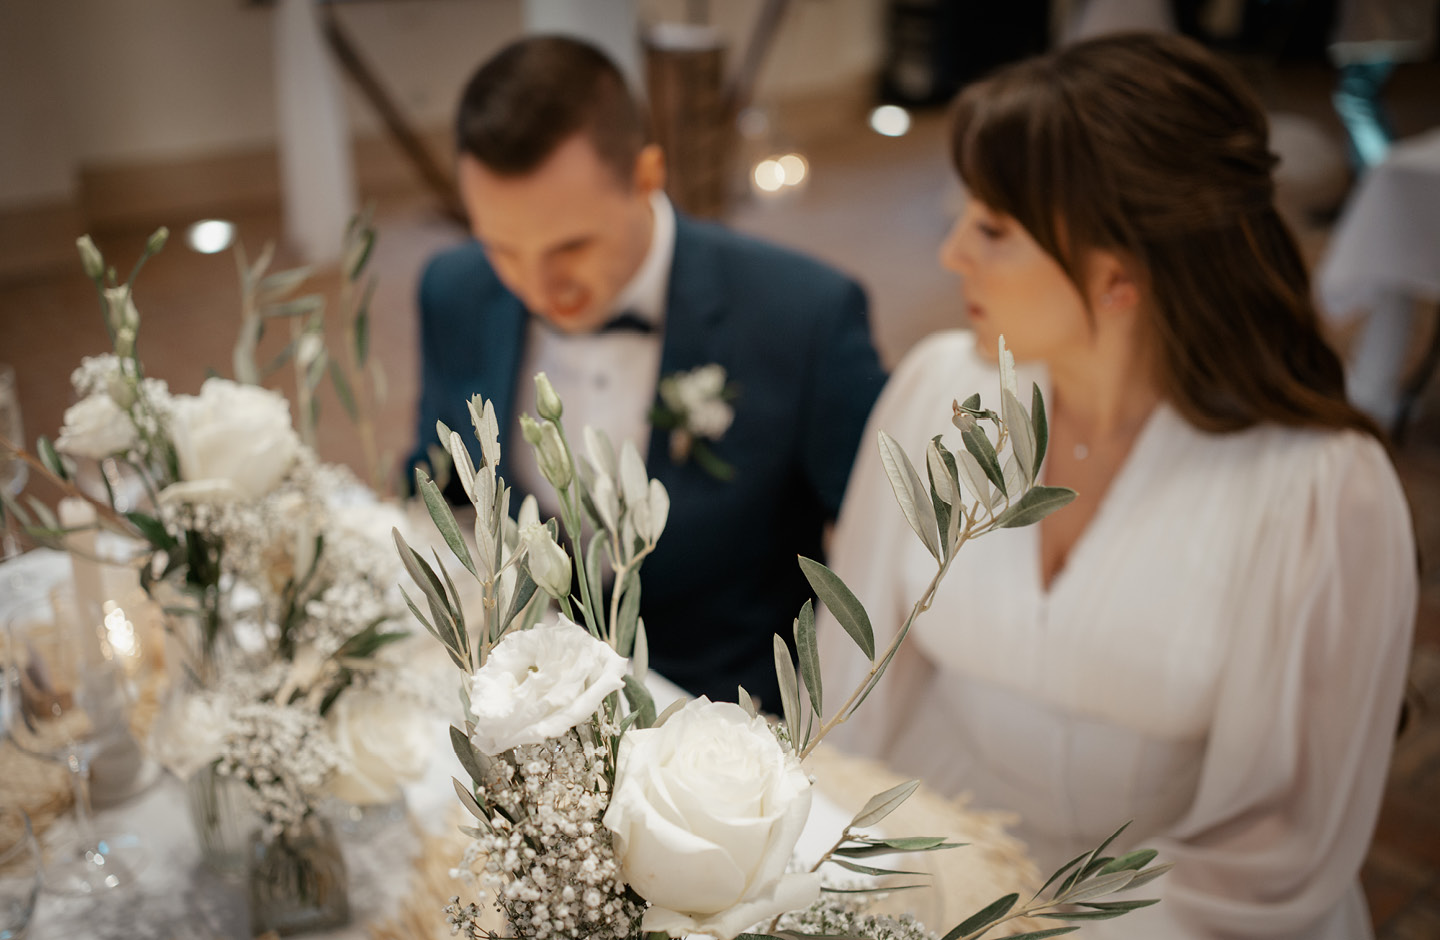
[950,31,1378,438]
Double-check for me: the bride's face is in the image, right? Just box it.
[939,196,1096,364]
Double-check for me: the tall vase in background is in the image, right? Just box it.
[247,814,350,937]
[148,595,257,876]
[187,762,257,879]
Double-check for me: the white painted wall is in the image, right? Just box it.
[0,0,881,210]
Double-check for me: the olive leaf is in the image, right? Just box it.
[799,557,873,660]
[959,417,1006,497]
[416,467,477,578]
[849,779,920,828]
[943,893,1017,940]
[793,599,821,718]
[879,430,940,560]
[774,633,802,745]
[1000,386,1036,488]
[1031,382,1049,479]
[995,486,1077,529]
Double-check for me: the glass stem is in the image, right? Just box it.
[67,751,97,843]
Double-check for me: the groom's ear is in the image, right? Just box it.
[633,144,666,196]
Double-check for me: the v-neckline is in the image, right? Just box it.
[1029,387,1170,602]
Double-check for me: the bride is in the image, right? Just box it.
[820,31,1416,940]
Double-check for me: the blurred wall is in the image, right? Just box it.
[0,0,883,214]
[0,0,522,211]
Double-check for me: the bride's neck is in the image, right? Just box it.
[1046,336,1161,441]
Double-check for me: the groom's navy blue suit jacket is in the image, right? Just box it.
[409,213,886,709]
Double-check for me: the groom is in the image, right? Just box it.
[409,35,886,710]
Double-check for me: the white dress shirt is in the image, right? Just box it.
[510,191,675,522]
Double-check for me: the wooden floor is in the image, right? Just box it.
[1,54,1438,938]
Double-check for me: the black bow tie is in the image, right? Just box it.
[599,311,656,335]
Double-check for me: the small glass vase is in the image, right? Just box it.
[187,763,256,878]
[247,815,350,937]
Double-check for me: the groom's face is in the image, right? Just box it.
[458,134,663,333]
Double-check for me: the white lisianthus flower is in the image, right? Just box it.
[148,691,228,780]
[467,616,626,755]
[602,697,819,940]
[54,394,137,459]
[164,378,300,502]
[326,689,431,805]
[518,521,571,599]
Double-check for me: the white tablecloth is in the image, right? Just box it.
[1318,127,1440,319]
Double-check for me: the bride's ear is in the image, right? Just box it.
[1087,250,1141,317]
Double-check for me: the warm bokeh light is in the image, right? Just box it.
[102,600,139,663]
[777,153,808,186]
[753,159,786,193]
[869,104,912,138]
[186,219,236,254]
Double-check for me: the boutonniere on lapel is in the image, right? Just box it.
[649,363,737,481]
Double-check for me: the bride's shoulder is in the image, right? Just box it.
[888,330,992,394]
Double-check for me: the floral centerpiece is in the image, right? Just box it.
[398,352,1170,940]
[0,228,427,935]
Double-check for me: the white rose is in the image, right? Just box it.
[149,691,228,780]
[602,698,819,940]
[55,394,138,459]
[467,616,627,755]
[326,689,431,805]
[165,378,300,501]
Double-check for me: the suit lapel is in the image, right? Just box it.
[650,216,729,470]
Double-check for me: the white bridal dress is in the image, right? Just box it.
[820,331,1417,940]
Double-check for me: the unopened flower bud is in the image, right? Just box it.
[535,372,563,423]
[296,332,324,369]
[519,523,571,599]
[107,372,137,409]
[519,412,543,446]
[76,235,104,281]
[536,422,573,490]
[115,326,138,358]
[104,285,140,337]
[145,226,170,256]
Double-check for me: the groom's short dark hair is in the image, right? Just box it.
[455,35,649,184]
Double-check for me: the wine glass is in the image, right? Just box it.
[3,590,145,895]
[0,363,26,559]
[0,807,40,939]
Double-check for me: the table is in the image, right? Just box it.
[1317,127,1440,429]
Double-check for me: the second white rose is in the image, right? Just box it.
[166,377,301,501]
[326,688,432,805]
[602,697,819,940]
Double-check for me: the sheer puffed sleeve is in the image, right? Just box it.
[1119,431,1416,940]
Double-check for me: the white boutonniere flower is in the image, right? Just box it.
[650,363,737,481]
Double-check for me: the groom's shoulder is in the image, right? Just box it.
[420,239,506,303]
[679,215,862,308]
